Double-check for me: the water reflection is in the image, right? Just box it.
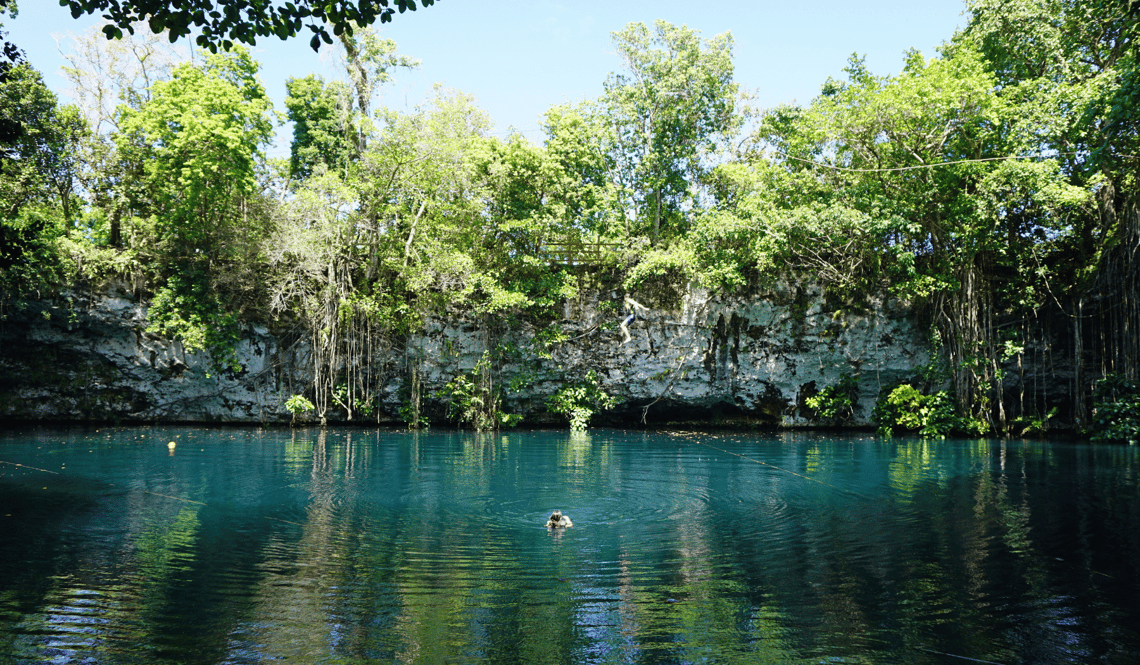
[1,428,1138,663]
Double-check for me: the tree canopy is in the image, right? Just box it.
[6,8,1140,434]
[59,0,437,52]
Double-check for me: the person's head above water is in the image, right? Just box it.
[546,509,573,528]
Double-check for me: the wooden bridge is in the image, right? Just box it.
[541,241,621,268]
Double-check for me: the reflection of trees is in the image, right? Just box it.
[5,429,1140,662]
[0,428,307,663]
[240,429,549,661]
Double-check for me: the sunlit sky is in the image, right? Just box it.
[8,0,969,157]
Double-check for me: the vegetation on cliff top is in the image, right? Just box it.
[2,1,1139,436]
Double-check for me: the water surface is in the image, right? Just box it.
[1,427,1138,664]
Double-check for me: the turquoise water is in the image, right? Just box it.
[1,427,1138,664]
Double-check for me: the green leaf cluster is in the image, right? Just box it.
[61,0,435,54]
[546,370,617,432]
[1091,375,1140,444]
[284,394,314,424]
[873,384,992,438]
[873,385,958,439]
[434,351,521,431]
[805,374,860,425]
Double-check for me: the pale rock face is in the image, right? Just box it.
[0,284,928,426]
[501,284,927,426]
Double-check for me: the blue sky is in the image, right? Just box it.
[8,0,968,155]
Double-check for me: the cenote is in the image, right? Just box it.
[1,427,1138,664]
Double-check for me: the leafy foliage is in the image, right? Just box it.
[805,374,859,425]
[284,75,356,181]
[0,63,85,302]
[116,45,273,259]
[146,271,242,372]
[434,351,521,431]
[285,394,314,424]
[604,21,740,243]
[547,370,617,432]
[60,0,436,54]
[1009,407,1060,438]
[873,384,957,438]
[18,8,1140,433]
[873,383,992,438]
[1091,375,1140,444]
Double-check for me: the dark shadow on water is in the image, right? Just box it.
[0,427,1138,664]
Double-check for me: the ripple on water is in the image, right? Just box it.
[7,428,1140,664]
[3,580,150,663]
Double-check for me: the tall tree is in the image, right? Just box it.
[541,102,621,239]
[962,0,1140,422]
[335,27,419,148]
[57,22,184,136]
[114,45,275,365]
[271,88,490,418]
[116,44,273,263]
[284,75,355,181]
[603,20,739,242]
[56,23,185,246]
[0,62,86,301]
[284,28,417,181]
[750,44,1089,430]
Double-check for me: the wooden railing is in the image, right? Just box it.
[541,241,620,268]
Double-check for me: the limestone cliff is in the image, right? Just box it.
[0,284,928,426]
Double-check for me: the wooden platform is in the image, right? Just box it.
[541,241,620,268]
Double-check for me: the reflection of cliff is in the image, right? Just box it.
[4,428,1137,661]
[0,283,930,426]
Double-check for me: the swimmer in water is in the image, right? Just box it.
[546,509,573,528]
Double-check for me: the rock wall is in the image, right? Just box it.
[0,288,297,422]
[0,283,929,426]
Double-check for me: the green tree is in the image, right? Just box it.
[335,27,419,151]
[283,28,417,182]
[471,130,590,314]
[56,22,184,248]
[603,20,739,242]
[748,43,1088,431]
[540,102,621,239]
[270,88,492,422]
[284,74,355,181]
[0,62,86,301]
[269,170,389,423]
[116,45,273,263]
[962,0,1140,424]
[114,45,275,365]
[358,88,499,310]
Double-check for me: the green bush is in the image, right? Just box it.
[805,373,859,424]
[547,370,617,432]
[1009,407,1059,438]
[873,384,956,438]
[1091,374,1140,444]
[285,394,314,425]
[434,351,521,431]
